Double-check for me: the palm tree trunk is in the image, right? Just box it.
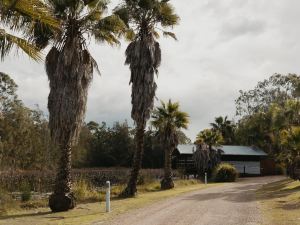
[49,144,75,212]
[121,125,145,197]
[161,145,174,190]
[46,41,93,211]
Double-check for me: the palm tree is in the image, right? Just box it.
[194,129,223,177]
[31,0,126,212]
[196,129,223,150]
[151,100,189,189]
[0,0,58,61]
[115,0,179,197]
[210,116,235,144]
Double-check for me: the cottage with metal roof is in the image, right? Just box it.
[173,145,274,175]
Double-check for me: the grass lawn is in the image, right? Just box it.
[257,178,300,225]
[0,180,218,225]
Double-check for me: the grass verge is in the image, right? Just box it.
[0,179,218,225]
[257,178,300,225]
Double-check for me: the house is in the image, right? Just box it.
[172,144,275,176]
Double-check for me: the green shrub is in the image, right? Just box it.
[213,163,238,182]
[20,182,31,202]
[275,164,286,175]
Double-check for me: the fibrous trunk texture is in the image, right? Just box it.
[121,34,161,197]
[161,145,174,190]
[120,126,145,197]
[46,34,93,211]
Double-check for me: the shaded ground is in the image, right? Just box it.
[0,180,216,225]
[102,176,283,225]
[257,178,300,225]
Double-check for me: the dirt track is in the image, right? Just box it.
[101,176,283,225]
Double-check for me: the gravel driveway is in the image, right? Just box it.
[101,176,283,225]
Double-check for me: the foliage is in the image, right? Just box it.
[114,0,179,41]
[193,144,222,178]
[151,100,189,149]
[213,163,238,182]
[0,0,58,60]
[0,74,57,170]
[20,182,31,202]
[234,73,300,180]
[210,116,235,144]
[87,121,135,167]
[235,73,300,116]
[195,128,223,149]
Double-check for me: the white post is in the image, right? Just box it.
[205,173,207,185]
[106,181,110,212]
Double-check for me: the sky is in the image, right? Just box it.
[2,0,300,141]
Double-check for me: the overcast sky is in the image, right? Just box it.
[2,0,300,141]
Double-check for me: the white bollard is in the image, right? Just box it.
[205,173,207,185]
[106,181,110,212]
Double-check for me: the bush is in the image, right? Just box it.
[213,163,238,182]
[20,182,31,202]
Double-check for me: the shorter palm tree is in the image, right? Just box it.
[152,100,189,189]
[194,129,223,178]
[196,129,223,150]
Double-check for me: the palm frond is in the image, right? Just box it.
[92,15,126,45]
[1,0,59,29]
[162,31,177,40]
[0,29,42,61]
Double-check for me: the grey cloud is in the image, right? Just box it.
[220,18,266,40]
[2,0,300,141]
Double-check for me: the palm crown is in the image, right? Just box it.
[0,0,58,60]
[196,129,223,149]
[114,0,179,40]
[151,99,189,146]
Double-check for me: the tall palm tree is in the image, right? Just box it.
[0,0,58,61]
[32,0,126,212]
[115,0,179,197]
[210,116,235,144]
[152,100,189,189]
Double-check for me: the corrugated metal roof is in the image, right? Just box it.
[218,145,267,156]
[176,144,197,154]
[176,145,267,156]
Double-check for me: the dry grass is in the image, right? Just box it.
[0,179,218,225]
[257,178,300,225]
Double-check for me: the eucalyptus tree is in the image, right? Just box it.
[151,100,189,189]
[235,73,300,116]
[0,0,57,60]
[31,0,126,212]
[114,0,179,197]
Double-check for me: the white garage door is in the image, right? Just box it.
[225,161,261,175]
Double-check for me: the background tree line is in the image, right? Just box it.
[195,73,300,179]
[0,73,190,171]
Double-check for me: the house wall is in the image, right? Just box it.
[224,161,261,175]
[221,155,262,175]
